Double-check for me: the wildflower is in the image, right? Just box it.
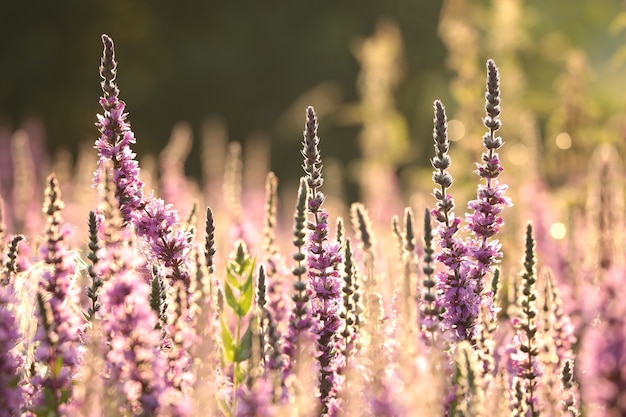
[302,106,343,416]
[282,177,312,383]
[94,35,144,224]
[30,175,82,414]
[95,35,193,290]
[100,264,186,416]
[430,99,477,342]
[580,265,626,416]
[0,285,24,416]
[465,60,511,317]
[507,223,542,417]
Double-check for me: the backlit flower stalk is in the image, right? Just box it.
[420,208,443,345]
[507,223,541,417]
[262,172,289,340]
[95,35,196,393]
[0,285,24,416]
[95,35,193,290]
[464,59,511,328]
[282,177,312,383]
[99,252,185,416]
[430,99,475,342]
[302,106,343,416]
[31,174,82,414]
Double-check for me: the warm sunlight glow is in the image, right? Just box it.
[550,222,567,240]
[448,119,465,141]
[506,143,529,165]
[555,132,572,150]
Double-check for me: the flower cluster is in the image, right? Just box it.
[0,34,621,417]
[302,106,344,416]
[429,60,511,343]
[0,285,23,417]
[30,175,82,414]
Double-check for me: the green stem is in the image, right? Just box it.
[233,315,242,412]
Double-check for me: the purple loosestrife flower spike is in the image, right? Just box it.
[31,174,82,414]
[0,286,24,416]
[85,210,102,321]
[461,59,512,340]
[430,100,476,342]
[507,223,541,417]
[95,35,193,290]
[307,211,343,416]
[301,107,343,416]
[95,34,144,223]
[420,208,443,344]
[282,177,312,382]
[101,264,184,416]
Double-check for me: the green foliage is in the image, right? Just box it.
[224,241,256,318]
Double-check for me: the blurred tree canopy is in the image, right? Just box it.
[2,0,626,203]
[0,0,447,199]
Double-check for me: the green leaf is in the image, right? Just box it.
[234,322,252,362]
[226,263,241,288]
[224,281,244,316]
[242,256,256,285]
[238,271,254,316]
[221,316,235,362]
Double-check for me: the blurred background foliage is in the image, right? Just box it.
[1,0,626,205]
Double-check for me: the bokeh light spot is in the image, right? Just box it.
[550,222,566,240]
[555,132,572,149]
[448,120,465,141]
[506,143,529,165]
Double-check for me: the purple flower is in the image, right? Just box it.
[0,286,24,416]
[30,175,82,413]
[430,61,511,343]
[301,107,343,415]
[307,210,343,415]
[235,377,276,417]
[282,178,312,386]
[100,262,187,416]
[580,266,626,416]
[94,96,144,224]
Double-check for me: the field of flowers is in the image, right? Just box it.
[0,32,624,417]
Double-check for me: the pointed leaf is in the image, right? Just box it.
[234,322,253,362]
[238,272,254,316]
[224,281,245,317]
[226,263,241,288]
[221,316,235,362]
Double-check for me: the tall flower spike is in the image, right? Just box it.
[339,238,358,359]
[31,174,82,414]
[282,177,311,383]
[0,285,24,416]
[85,211,102,321]
[460,59,511,342]
[95,34,144,221]
[350,202,383,327]
[420,208,442,344]
[430,99,476,342]
[301,107,343,416]
[96,34,194,293]
[507,223,541,417]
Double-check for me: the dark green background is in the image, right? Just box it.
[0,1,447,198]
